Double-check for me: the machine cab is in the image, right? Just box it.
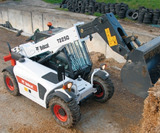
[32,40,92,80]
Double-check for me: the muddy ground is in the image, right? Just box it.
[0,27,145,133]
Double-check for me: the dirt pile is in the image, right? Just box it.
[90,51,124,69]
[90,51,106,64]
[140,80,160,133]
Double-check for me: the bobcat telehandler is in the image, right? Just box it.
[3,13,160,127]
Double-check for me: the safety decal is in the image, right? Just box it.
[24,87,28,92]
[16,76,37,92]
[105,28,118,47]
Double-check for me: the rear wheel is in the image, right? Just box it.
[3,71,19,96]
[50,97,81,128]
[93,76,114,103]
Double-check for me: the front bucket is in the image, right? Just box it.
[121,37,160,98]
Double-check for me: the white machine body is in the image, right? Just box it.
[13,57,106,108]
[11,22,110,108]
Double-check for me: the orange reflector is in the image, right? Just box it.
[4,54,12,62]
[47,22,52,26]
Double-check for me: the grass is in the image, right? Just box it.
[56,8,69,11]
[97,0,160,9]
[43,0,160,9]
[43,0,60,4]
[93,12,103,17]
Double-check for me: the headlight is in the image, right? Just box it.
[100,63,107,70]
[63,82,73,89]
[67,82,73,89]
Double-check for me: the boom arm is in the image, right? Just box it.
[77,13,141,58]
[78,13,160,98]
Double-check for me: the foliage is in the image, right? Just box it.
[43,0,61,4]
[43,0,160,9]
[93,12,103,17]
[97,0,160,9]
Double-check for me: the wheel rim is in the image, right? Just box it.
[53,104,67,122]
[94,81,104,98]
[6,76,14,91]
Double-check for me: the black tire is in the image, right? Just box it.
[158,18,160,25]
[97,3,101,13]
[152,9,160,24]
[138,11,146,23]
[132,12,139,20]
[93,76,114,103]
[118,9,126,19]
[115,3,121,14]
[109,3,116,15]
[80,7,85,13]
[50,97,81,128]
[105,5,110,13]
[3,71,19,96]
[143,12,153,24]
[126,9,135,19]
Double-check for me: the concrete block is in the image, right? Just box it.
[32,12,43,32]
[22,11,32,34]
[42,12,56,31]
[0,10,3,23]
[86,33,106,55]
[86,33,126,63]
[43,12,79,31]
[106,45,125,63]
[1,8,8,23]
[8,9,23,30]
[54,15,77,28]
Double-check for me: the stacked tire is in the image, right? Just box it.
[115,3,121,14]
[143,11,153,24]
[158,18,160,25]
[138,7,147,23]
[152,9,160,24]
[60,0,160,25]
[118,3,128,19]
[128,6,160,25]
[60,0,128,17]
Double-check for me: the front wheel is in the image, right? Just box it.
[3,71,20,96]
[93,76,114,103]
[50,97,81,128]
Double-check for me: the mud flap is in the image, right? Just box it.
[121,37,160,98]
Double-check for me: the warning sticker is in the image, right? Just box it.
[105,28,118,47]
[16,76,37,92]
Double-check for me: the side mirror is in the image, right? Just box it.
[7,42,11,53]
[57,65,65,82]
[89,34,93,41]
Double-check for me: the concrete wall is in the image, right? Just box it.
[1,7,8,24]
[0,6,125,63]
